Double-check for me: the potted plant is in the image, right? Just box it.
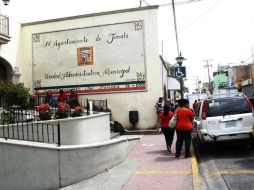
[38,103,52,120]
[71,106,83,117]
[55,102,70,119]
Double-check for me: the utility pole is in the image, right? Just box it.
[161,40,164,58]
[204,59,213,94]
[193,76,201,94]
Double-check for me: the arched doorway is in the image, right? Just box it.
[0,63,7,83]
[0,57,13,84]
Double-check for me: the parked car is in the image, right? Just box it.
[192,94,254,151]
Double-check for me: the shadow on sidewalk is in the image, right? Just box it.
[145,150,169,154]
[154,156,176,162]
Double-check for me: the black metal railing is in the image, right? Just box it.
[0,14,9,36]
[0,97,108,119]
[1,121,61,146]
[35,96,108,114]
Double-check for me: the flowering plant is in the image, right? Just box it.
[71,106,83,117]
[38,103,52,120]
[54,102,70,119]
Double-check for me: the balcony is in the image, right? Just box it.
[0,13,10,44]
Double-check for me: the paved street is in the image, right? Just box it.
[195,141,254,190]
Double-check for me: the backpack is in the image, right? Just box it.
[110,121,125,135]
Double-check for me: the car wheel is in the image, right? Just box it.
[192,136,204,154]
[247,139,254,149]
[196,136,206,153]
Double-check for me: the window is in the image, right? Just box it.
[207,97,252,117]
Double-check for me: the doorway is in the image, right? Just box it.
[0,57,13,84]
[0,63,7,84]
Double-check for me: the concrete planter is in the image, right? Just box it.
[0,112,111,145]
[0,136,141,190]
[46,112,111,145]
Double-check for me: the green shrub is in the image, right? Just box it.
[1,112,10,125]
[0,83,30,107]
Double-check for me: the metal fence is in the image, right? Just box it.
[0,97,107,118]
[35,96,108,115]
[0,98,108,125]
[0,92,108,145]
[1,121,61,146]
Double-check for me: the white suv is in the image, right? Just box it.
[193,94,254,149]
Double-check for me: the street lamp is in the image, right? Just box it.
[176,52,185,67]
[175,52,186,99]
[2,0,10,6]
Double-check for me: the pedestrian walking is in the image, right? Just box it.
[158,105,175,153]
[155,97,163,121]
[165,99,175,112]
[192,100,198,114]
[175,99,194,158]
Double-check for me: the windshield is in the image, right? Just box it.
[207,97,252,117]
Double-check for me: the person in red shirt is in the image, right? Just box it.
[192,100,198,114]
[159,105,175,153]
[57,89,68,103]
[175,99,194,158]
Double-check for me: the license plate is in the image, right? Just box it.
[225,121,237,128]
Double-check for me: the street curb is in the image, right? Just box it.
[191,144,201,190]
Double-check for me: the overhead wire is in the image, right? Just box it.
[159,0,203,7]
[157,0,205,55]
[178,0,224,33]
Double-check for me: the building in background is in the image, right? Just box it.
[241,64,254,99]
[212,65,230,91]
[0,1,21,85]
[1,5,167,129]
[211,63,254,98]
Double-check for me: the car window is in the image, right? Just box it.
[207,97,252,117]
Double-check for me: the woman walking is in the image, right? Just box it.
[158,105,175,153]
[175,99,194,158]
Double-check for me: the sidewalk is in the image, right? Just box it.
[122,133,195,190]
[60,133,199,190]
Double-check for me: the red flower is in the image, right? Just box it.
[55,102,70,119]
[58,102,65,110]
[75,106,81,111]
[58,102,70,110]
[38,103,52,120]
[39,103,50,113]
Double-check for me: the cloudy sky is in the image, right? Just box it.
[9,0,254,91]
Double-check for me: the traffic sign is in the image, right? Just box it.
[174,66,186,78]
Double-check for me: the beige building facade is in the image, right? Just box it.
[0,6,168,129]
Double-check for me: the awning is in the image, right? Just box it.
[168,77,180,90]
